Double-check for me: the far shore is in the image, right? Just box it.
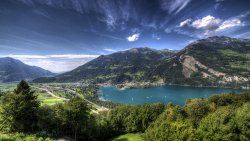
[97,82,250,90]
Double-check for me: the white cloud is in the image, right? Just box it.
[216,18,244,31]
[179,14,247,32]
[47,54,98,59]
[176,12,249,38]
[178,18,192,27]
[103,48,116,52]
[152,34,161,40]
[161,0,191,14]
[164,28,172,33]
[191,15,221,30]
[127,33,140,42]
[0,54,99,73]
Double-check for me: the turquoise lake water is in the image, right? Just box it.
[98,85,245,106]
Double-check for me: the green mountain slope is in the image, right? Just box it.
[34,36,250,88]
[53,47,176,83]
[0,57,54,83]
[150,36,250,87]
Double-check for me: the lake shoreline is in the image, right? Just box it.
[97,82,249,90]
[97,85,246,106]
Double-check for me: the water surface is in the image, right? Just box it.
[98,85,245,106]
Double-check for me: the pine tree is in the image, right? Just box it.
[0,80,39,132]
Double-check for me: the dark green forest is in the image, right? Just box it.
[0,81,249,141]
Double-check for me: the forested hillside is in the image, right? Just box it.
[34,48,176,83]
[149,36,250,88]
[34,36,250,88]
[0,81,249,140]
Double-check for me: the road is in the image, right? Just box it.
[34,86,109,112]
[36,87,69,101]
[66,88,109,111]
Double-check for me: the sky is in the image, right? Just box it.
[0,0,250,73]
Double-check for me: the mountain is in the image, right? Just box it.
[34,48,176,83]
[0,57,54,83]
[150,36,250,87]
[34,36,250,88]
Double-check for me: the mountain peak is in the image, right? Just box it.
[126,47,154,54]
[198,36,242,43]
[0,57,54,83]
[0,57,23,64]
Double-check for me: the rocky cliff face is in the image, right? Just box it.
[34,36,250,88]
[152,36,250,88]
[180,55,249,84]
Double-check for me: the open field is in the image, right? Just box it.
[110,133,144,141]
[0,83,17,92]
[34,88,65,106]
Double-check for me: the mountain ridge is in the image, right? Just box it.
[0,57,54,83]
[33,36,250,88]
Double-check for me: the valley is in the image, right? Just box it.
[1,0,250,140]
[32,36,250,89]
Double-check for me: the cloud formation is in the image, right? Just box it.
[152,34,161,40]
[177,13,248,37]
[191,15,221,30]
[103,48,116,52]
[127,34,140,42]
[216,18,244,31]
[178,18,192,27]
[161,0,191,14]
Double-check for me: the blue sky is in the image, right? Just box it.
[0,0,250,72]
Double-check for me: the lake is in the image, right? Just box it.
[98,85,245,106]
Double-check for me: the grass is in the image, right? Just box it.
[110,133,144,141]
[40,97,64,106]
[218,49,250,71]
[35,90,64,106]
[219,49,250,59]
[0,83,17,92]
[230,61,250,71]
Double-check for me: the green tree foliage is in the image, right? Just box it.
[63,97,89,141]
[208,92,250,106]
[0,91,4,97]
[234,103,250,140]
[0,133,54,141]
[197,103,250,141]
[0,80,39,132]
[105,103,165,135]
[144,92,250,141]
[185,99,212,126]
[0,81,249,141]
[38,98,98,141]
[37,106,58,135]
[197,106,237,140]
[144,104,197,141]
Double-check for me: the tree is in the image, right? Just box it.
[63,97,90,141]
[197,106,237,140]
[0,91,4,97]
[185,99,211,126]
[0,80,39,132]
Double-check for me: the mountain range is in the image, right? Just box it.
[0,57,53,83]
[33,48,176,83]
[150,36,250,87]
[34,36,250,88]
